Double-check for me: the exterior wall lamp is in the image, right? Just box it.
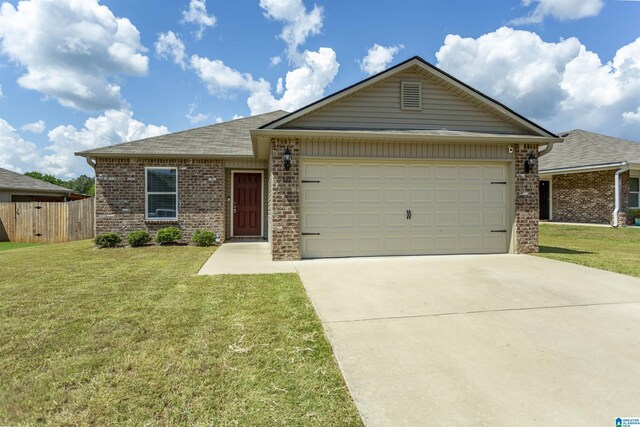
[283,148,292,171]
[525,152,537,173]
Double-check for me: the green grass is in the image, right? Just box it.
[0,242,41,252]
[538,224,640,277]
[0,241,361,426]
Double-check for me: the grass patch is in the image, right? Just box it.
[0,241,361,425]
[538,224,640,277]
[0,242,41,252]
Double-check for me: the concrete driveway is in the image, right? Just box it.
[294,255,640,426]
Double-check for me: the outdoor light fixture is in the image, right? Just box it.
[283,148,292,171]
[525,152,537,173]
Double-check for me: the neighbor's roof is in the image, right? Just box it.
[0,167,74,194]
[539,129,640,172]
[76,110,289,158]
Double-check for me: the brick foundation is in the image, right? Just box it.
[95,158,225,243]
[551,170,630,225]
[515,144,539,253]
[269,138,301,260]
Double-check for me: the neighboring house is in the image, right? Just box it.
[76,56,560,260]
[0,167,86,202]
[539,129,640,226]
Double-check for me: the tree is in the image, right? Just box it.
[24,171,95,196]
[24,171,68,188]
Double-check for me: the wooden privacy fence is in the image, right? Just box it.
[0,198,94,243]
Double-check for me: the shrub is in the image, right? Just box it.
[156,226,183,245]
[127,230,151,247]
[192,229,217,247]
[630,209,640,219]
[94,232,122,248]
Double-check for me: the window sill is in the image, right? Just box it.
[144,219,179,223]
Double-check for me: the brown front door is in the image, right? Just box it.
[233,172,262,236]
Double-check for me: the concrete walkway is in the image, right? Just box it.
[294,255,640,426]
[197,242,296,275]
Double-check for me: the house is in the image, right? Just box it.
[538,129,640,226]
[76,56,560,260]
[0,167,86,202]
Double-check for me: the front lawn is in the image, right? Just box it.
[0,242,41,252]
[0,241,360,425]
[538,224,640,278]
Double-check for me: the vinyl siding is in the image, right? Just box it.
[0,192,10,203]
[301,140,513,161]
[283,70,529,134]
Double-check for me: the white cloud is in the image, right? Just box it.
[435,27,640,138]
[44,110,167,177]
[0,118,39,173]
[186,104,210,124]
[155,31,186,69]
[259,0,323,61]
[215,116,224,123]
[21,120,46,134]
[182,0,216,40]
[511,0,604,25]
[623,107,640,123]
[358,44,404,76]
[191,47,339,115]
[232,114,244,120]
[191,0,338,116]
[0,0,148,111]
[270,55,282,66]
[0,84,3,97]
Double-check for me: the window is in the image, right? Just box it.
[146,168,177,219]
[631,177,639,208]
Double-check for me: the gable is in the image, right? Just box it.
[281,66,534,134]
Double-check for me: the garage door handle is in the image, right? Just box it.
[409,209,412,219]
[491,230,507,233]
[302,232,321,236]
[406,209,412,220]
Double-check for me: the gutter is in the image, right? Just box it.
[613,163,630,227]
[539,162,628,176]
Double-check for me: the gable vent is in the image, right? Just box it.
[401,81,422,111]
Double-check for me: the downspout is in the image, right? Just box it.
[537,140,554,158]
[613,163,630,227]
[85,156,96,169]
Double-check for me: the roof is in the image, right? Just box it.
[260,56,558,139]
[76,110,289,158]
[0,167,74,194]
[539,129,640,172]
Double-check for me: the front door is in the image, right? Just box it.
[233,172,262,236]
[539,180,550,220]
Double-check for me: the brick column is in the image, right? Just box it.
[270,138,301,260]
[515,144,539,253]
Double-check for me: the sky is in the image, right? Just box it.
[1,0,640,178]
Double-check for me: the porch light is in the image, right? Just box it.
[525,152,537,173]
[283,148,292,171]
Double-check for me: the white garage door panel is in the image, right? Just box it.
[301,160,510,258]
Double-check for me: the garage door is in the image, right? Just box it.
[300,160,511,258]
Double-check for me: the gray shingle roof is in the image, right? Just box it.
[540,129,640,171]
[76,110,289,158]
[0,168,73,194]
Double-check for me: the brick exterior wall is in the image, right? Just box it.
[95,158,225,242]
[515,144,539,254]
[269,138,301,260]
[551,170,630,225]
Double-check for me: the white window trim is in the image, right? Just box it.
[230,170,264,237]
[630,176,639,209]
[145,166,178,221]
